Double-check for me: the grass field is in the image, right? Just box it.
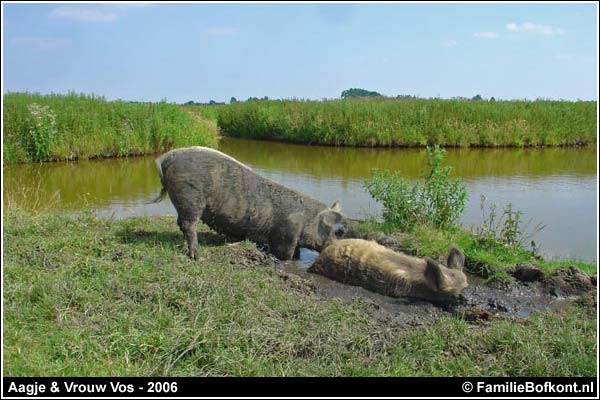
[214,98,596,147]
[3,208,597,376]
[3,92,218,164]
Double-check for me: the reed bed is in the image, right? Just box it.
[3,92,218,164]
[215,98,596,147]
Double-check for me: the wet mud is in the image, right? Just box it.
[226,241,596,328]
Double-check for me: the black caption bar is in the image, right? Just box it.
[3,377,597,398]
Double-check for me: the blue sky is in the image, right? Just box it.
[2,2,598,102]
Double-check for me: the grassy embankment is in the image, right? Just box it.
[3,92,218,164]
[355,220,596,278]
[355,146,596,278]
[214,98,597,147]
[3,206,597,376]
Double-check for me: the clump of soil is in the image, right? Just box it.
[456,306,493,322]
[226,243,279,268]
[509,263,545,282]
[542,266,596,297]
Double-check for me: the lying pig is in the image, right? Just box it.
[308,239,468,301]
[154,147,347,260]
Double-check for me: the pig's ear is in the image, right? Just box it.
[447,246,465,270]
[330,201,342,212]
[424,257,443,290]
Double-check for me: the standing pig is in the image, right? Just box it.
[154,146,347,260]
[308,239,468,302]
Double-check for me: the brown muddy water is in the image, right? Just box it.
[282,248,578,322]
[3,137,598,263]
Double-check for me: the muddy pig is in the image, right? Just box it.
[308,239,468,302]
[154,147,347,260]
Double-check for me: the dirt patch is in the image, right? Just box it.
[225,243,279,268]
[282,258,449,327]
[455,275,572,319]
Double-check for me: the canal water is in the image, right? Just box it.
[3,138,597,262]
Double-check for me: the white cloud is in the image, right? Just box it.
[474,31,499,39]
[10,36,69,49]
[506,22,565,36]
[50,7,118,22]
[205,27,239,36]
[441,39,458,47]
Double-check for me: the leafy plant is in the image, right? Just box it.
[364,146,467,231]
[24,103,57,162]
[474,194,546,253]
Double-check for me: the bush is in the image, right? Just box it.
[364,146,467,231]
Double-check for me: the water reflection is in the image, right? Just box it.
[3,138,597,262]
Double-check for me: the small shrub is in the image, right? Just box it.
[421,146,468,229]
[364,146,467,231]
[474,194,546,253]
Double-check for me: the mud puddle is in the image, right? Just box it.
[281,252,447,326]
[275,248,594,326]
[225,241,594,327]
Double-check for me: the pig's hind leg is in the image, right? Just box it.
[178,215,200,260]
[174,198,205,260]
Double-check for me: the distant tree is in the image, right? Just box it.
[230,97,238,104]
[246,96,270,102]
[396,94,417,100]
[341,88,382,99]
[489,97,496,102]
[184,100,197,105]
[472,94,483,101]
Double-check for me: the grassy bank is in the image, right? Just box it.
[3,92,218,164]
[354,221,596,279]
[355,145,596,279]
[3,209,597,376]
[215,98,596,147]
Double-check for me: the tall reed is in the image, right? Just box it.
[3,92,218,164]
[216,98,596,147]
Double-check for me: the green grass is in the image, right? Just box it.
[3,92,218,164]
[3,209,597,376]
[214,98,597,147]
[355,221,597,278]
